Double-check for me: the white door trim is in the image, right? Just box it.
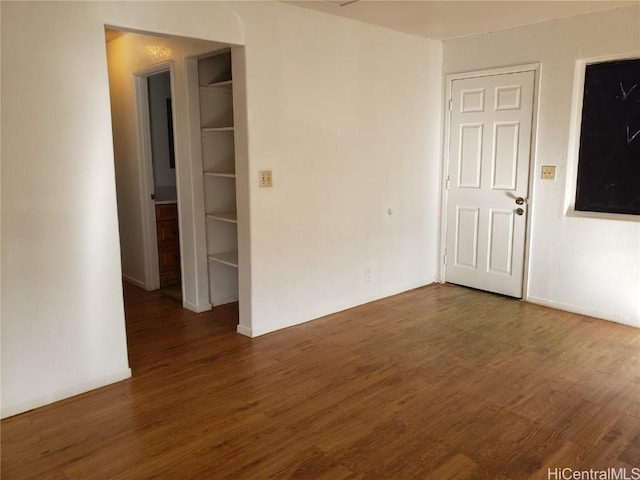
[439,63,541,300]
[134,61,177,291]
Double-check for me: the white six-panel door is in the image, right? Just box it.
[445,70,535,298]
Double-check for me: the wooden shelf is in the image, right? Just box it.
[206,211,237,223]
[204,171,235,178]
[202,126,234,133]
[202,80,232,89]
[208,251,238,268]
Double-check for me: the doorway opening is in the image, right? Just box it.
[142,69,182,301]
[105,27,250,341]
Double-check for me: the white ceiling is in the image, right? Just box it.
[288,0,638,40]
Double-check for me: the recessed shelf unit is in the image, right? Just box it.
[198,50,239,306]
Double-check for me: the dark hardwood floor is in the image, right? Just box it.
[2,283,639,479]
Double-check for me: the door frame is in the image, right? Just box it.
[134,61,178,291]
[439,63,541,299]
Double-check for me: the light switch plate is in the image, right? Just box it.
[259,170,273,188]
[541,165,556,180]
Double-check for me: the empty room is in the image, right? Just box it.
[1,1,639,479]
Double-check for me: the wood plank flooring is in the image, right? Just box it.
[2,283,639,479]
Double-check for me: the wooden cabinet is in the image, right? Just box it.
[155,203,181,287]
[198,51,239,306]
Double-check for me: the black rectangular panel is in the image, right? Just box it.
[575,58,640,215]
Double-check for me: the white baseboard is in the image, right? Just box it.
[183,300,212,313]
[211,296,239,307]
[1,368,132,419]
[527,296,639,329]
[236,324,253,337]
[122,274,146,289]
[246,279,436,338]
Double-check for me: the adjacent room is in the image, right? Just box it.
[2,1,639,478]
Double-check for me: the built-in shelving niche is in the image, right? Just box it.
[198,51,239,306]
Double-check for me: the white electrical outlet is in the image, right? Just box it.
[259,170,273,188]
[541,165,556,180]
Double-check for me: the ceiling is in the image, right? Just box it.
[288,0,638,40]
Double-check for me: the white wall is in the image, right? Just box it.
[1,1,442,416]
[443,5,640,327]
[234,2,443,335]
[1,1,134,418]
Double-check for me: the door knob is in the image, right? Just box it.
[515,207,525,216]
[515,197,525,205]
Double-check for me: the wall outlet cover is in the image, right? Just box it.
[259,170,273,188]
[541,165,556,180]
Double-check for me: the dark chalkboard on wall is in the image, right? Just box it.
[575,58,640,216]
